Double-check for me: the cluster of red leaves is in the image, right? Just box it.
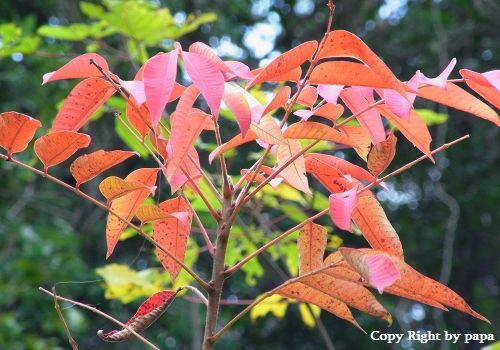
[1,28,498,335]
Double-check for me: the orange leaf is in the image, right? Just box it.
[248,41,318,88]
[351,195,404,259]
[301,273,392,323]
[459,69,500,109]
[284,121,355,147]
[99,176,149,202]
[318,30,407,97]
[153,196,193,280]
[367,130,397,176]
[277,282,364,331]
[137,204,171,224]
[106,168,159,258]
[52,77,116,132]
[250,67,302,84]
[262,86,291,116]
[304,153,376,183]
[340,125,371,161]
[70,150,138,187]
[276,139,310,194]
[208,130,257,163]
[298,222,327,275]
[378,105,433,161]
[165,111,210,182]
[42,53,109,84]
[417,82,499,125]
[296,85,318,108]
[250,115,286,145]
[310,61,393,88]
[311,103,344,122]
[126,100,152,138]
[34,131,90,172]
[0,111,41,158]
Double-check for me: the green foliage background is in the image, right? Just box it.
[0,1,498,349]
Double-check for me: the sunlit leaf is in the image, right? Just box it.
[460,69,500,109]
[34,131,90,172]
[276,139,310,194]
[284,121,355,147]
[0,111,41,158]
[298,222,327,274]
[42,53,109,84]
[99,176,150,202]
[310,61,392,88]
[250,114,286,145]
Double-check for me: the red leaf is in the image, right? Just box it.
[143,51,179,126]
[262,86,291,117]
[42,53,109,85]
[296,85,318,108]
[417,82,499,125]
[310,61,392,88]
[70,150,138,187]
[460,69,500,109]
[126,101,152,138]
[304,153,377,184]
[318,30,407,97]
[106,168,159,258]
[182,51,225,118]
[153,196,193,280]
[248,41,318,88]
[52,77,116,132]
[98,290,178,342]
[0,111,41,158]
[208,130,257,163]
[377,105,434,161]
[340,88,386,145]
[34,131,90,172]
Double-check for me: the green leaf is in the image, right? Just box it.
[0,23,40,58]
[415,108,449,126]
[37,22,114,41]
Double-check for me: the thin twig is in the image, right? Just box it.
[52,287,79,350]
[182,192,215,256]
[181,285,209,306]
[39,287,160,350]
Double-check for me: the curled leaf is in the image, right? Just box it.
[99,176,150,202]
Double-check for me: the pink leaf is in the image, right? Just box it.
[121,80,146,106]
[483,70,500,90]
[384,71,421,121]
[329,185,358,232]
[293,109,314,121]
[223,83,253,135]
[363,254,401,294]
[420,58,456,89]
[182,51,225,118]
[317,84,344,105]
[223,60,255,80]
[42,53,109,85]
[340,88,386,144]
[144,50,179,126]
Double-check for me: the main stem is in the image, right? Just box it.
[202,190,233,349]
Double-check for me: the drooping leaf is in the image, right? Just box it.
[70,150,138,187]
[419,58,456,89]
[52,78,115,132]
[340,125,371,161]
[97,290,178,342]
[377,105,434,161]
[329,186,358,232]
[340,88,386,145]
[182,51,225,118]
[383,71,420,121]
[277,282,364,331]
[34,131,90,172]
[276,139,310,194]
[0,111,41,158]
[99,176,150,202]
[310,61,392,88]
[417,82,499,125]
[367,130,397,176]
[283,121,355,147]
[298,222,327,275]
[250,114,286,145]
[106,168,159,258]
[351,195,404,259]
[318,30,407,96]
[42,53,109,84]
[340,248,401,294]
[126,100,151,138]
[153,196,193,280]
[248,40,318,88]
[460,69,500,109]
[224,82,252,135]
[165,111,210,183]
[143,50,179,126]
[208,130,257,163]
[168,146,203,193]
